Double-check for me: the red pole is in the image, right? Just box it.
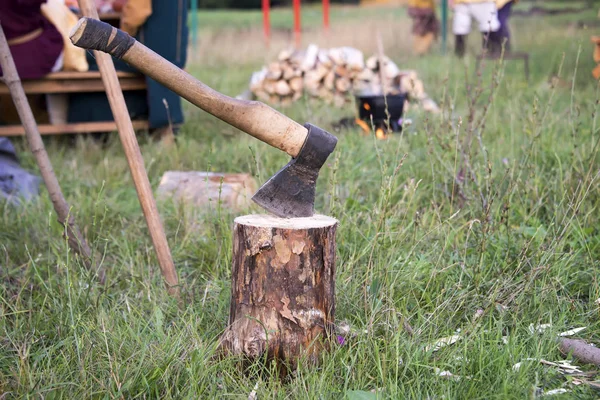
[262,0,270,46]
[293,0,301,48]
[323,0,329,31]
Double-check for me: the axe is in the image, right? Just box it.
[69,18,337,219]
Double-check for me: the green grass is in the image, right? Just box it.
[195,5,407,32]
[2,4,600,399]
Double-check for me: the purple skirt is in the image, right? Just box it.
[0,20,64,80]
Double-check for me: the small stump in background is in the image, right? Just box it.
[156,171,257,210]
[156,171,258,232]
[219,214,338,376]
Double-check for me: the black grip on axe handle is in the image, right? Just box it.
[71,17,135,59]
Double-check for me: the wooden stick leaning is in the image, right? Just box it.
[0,23,94,269]
[375,31,391,134]
[77,0,179,295]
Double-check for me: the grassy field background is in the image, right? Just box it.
[2,1,600,398]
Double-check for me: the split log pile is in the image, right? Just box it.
[248,44,439,113]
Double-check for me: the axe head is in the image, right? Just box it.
[252,123,338,218]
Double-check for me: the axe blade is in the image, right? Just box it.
[252,123,337,218]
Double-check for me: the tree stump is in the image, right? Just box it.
[219,214,338,375]
[156,171,257,211]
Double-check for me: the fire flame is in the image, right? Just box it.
[354,118,370,134]
[375,128,387,140]
[363,103,371,111]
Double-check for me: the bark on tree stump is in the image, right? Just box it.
[219,214,338,375]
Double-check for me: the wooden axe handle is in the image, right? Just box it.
[69,18,307,158]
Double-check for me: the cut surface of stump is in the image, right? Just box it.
[219,214,338,375]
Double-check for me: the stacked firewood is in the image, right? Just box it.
[248,44,439,113]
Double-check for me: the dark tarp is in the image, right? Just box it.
[0,138,41,204]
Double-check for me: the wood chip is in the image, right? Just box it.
[426,335,461,352]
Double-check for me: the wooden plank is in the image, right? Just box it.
[0,120,149,136]
[0,77,146,94]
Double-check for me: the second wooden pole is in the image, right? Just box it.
[77,0,179,294]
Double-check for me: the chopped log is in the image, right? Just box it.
[303,71,321,89]
[283,65,299,80]
[335,77,351,92]
[263,79,277,94]
[278,48,294,62]
[246,45,436,111]
[400,75,425,99]
[267,62,283,80]
[356,68,375,81]
[352,79,370,93]
[314,63,330,81]
[324,71,336,90]
[156,171,258,211]
[383,60,400,79]
[344,47,365,71]
[289,76,304,92]
[328,47,363,69]
[304,85,321,97]
[301,44,319,71]
[249,68,268,91]
[289,50,306,66]
[334,65,349,77]
[366,55,378,70]
[328,47,347,65]
[254,89,270,102]
[318,50,332,67]
[275,80,292,96]
[292,91,302,101]
[219,214,338,376]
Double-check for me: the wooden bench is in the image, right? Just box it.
[0,70,148,136]
[475,51,530,81]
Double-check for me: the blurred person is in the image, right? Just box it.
[0,0,67,203]
[0,0,64,79]
[450,0,502,58]
[408,0,440,56]
[496,0,518,52]
[67,0,189,143]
